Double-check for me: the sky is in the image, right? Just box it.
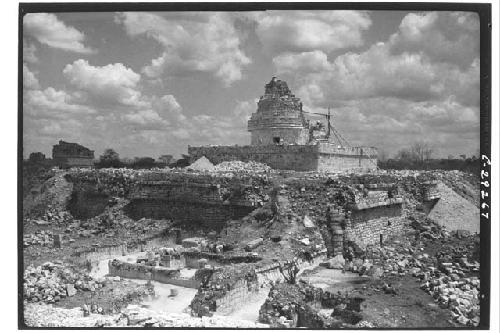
[22,10,481,160]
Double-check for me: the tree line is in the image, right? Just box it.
[95,148,189,169]
[378,142,479,175]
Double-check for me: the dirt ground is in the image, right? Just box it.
[301,266,457,328]
[351,277,458,328]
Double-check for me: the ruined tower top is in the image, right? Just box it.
[248,77,309,146]
[264,77,292,97]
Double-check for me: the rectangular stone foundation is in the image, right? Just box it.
[188,143,377,172]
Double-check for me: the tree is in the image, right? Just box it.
[29,152,46,163]
[410,141,433,164]
[395,148,412,161]
[158,155,173,165]
[279,261,299,284]
[98,148,122,168]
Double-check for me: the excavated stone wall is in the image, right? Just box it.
[182,251,262,268]
[282,175,439,250]
[66,169,440,250]
[126,173,270,228]
[191,255,327,318]
[108,259,200,288]
[67,170,272,228]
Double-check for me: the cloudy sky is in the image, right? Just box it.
[22,10,480,159]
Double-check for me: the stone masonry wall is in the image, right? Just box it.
[126,200,248,228]
[317,154,376,172]
[250,128,310,146]
[188,145,319,171]
[317,144,377,172]
[125,173,267,227]
[345,214,408,248]
[188,144,377,172]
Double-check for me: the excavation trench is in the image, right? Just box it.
[86,250,274,323]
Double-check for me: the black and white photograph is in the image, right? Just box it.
[17,2,494,329]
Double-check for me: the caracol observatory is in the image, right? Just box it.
[189,77,377,172]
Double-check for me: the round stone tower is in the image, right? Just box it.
[247,77,310,146]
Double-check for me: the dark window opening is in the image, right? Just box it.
[273,137,281,144]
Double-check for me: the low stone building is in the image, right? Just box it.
[52,140,95,169]
[189,77,377,172]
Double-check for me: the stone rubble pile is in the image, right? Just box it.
[23,262,105,304]
[62,198,164,239]
[187,156,215,171]
[23,303,269,328]
[24,230,54,247]
[214,160,273,173]
[347,224,481,327]
[259,282,364,328]
[67,168,138,197]
[28,208,73,225]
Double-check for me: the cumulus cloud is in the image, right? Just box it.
[232,99,257,121]
[37,118,84,137]
[24,87,96,119]
[63,59,148,107]
[280,12,479,107]
[290,45,439,105]
[119,97,255,153]
[155,94,185,122]
[389,11,480,68]
[274,51,332,75]
[269,11,479,157]
[23,13,94,54]
[115,12,251,87]
[303,96,479,157]
[23,39,38,63]
[23,63,39,90]
[121,94,186,131]
[253,10,372,54]
[122,109,169,128]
